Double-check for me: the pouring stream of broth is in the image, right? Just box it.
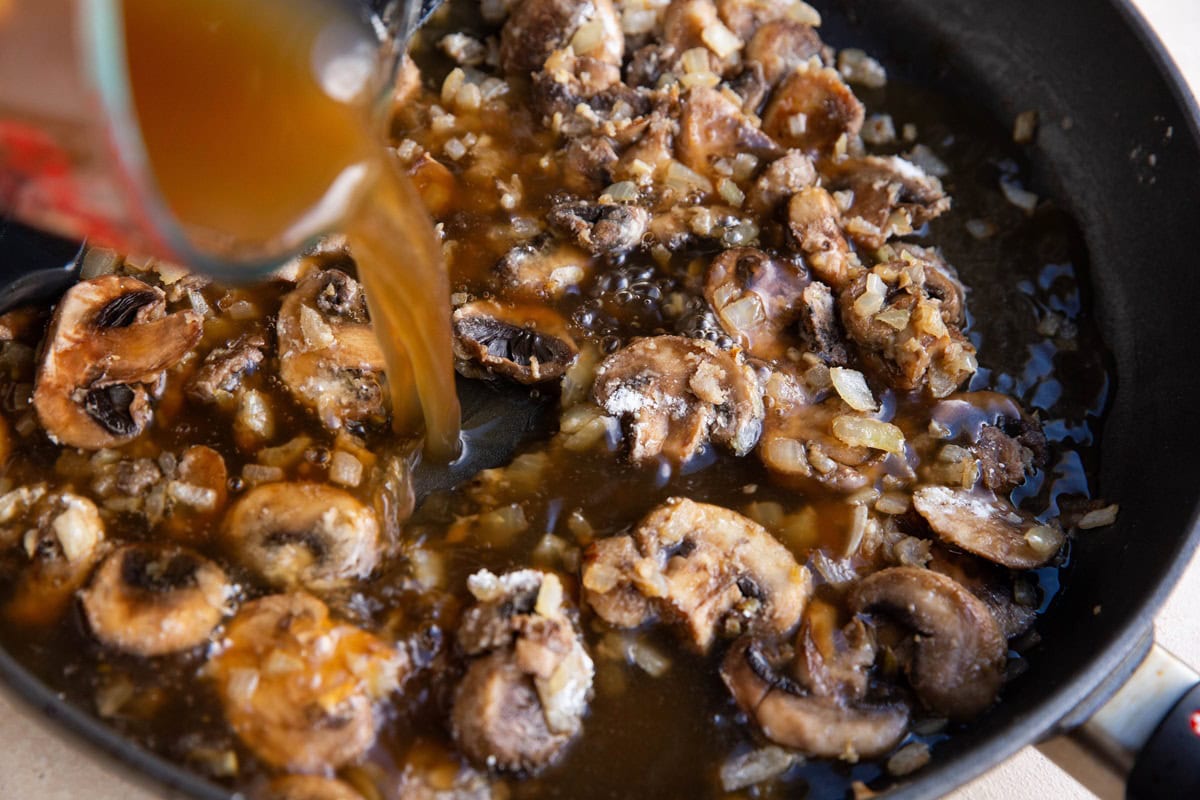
[122,0,461,459]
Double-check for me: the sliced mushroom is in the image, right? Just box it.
[397,741,496,800]
[838,251,977,398]
[592,335,764,463]
[928,547,1038,640]
[848,566,1006,719]
[758,382,888,494]
[973,418,1047,494]
[797,281,849,365]
[546,201,650,256]
[263,776,364,800]
[207,592,406,772]
[159,444,229,538]
[500,0,623,77]
[495,236,593,300]
[792,601,877,701]
[220,482,380,592]
[531,53,650,137]
[787,187,863,290]
[0,485,106,626]
[704,247,810,360]
[80,543,230,656]
[452,569,594,773]
[582,498,811,651]
[662,0,744,75]
[452,300,579,384]
[762,63,864,155]
[185,333,266,404]
[823,156,951,250]
[721,636,909,760]
[745,19,824,85]
[716,0,823,41]
[912,485,1064,569]
[677,87,781,176]
[746,150,817,214]
[33,276,202,449]
[277,269,387,431]
[558,135,619,195]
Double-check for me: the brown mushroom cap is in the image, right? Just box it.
[452,300,579,384]
[787,187,863,291]
[678,87,782,176]
[494,236,594,299]
[220,482,380,592]
[277,269,388,432]
[758,387,889,494]
[721,636,909,760]
[80,543,230,656]
[822,157,951,250]
[546,201,650,256]
[762,63,864,154]
[704,247,810,361]
[592,335,764,464]
[452,569,594,774]
[912,485,1064,569]
[207,592,406,772]
[746,19,825,86]
[500,0,623,77]
[582,497,810,651]
[848,566,1006,719]
[33,276,201,449]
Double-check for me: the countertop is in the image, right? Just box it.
[1,1,1198,798]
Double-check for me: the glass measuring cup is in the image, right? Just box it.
[0,0,422,281]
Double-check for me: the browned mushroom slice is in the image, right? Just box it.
[0,485,106,626]
[277,268,388,431]
[716,0,823,41]
[207,593,407,772]
[592,335,763,463]
[792,601,877,701]
[546,201,650,256]
[758,386,888,494]
[928,547,1038,640]
[797,282,849,365]
[721,637,909,760]
[531,52,651,136]
[746,150,817,214]
[220,482,380,592]
[849,566,1006,719]
[452,300,579,384]
[762,63,864,155]
[912,485,1065,569]
[495,237,593,299]
[838,252,977,397]
[663,0,745,76]
[80,543,230,656]
[822,156,951,250]
[186,333,266,404]
[787,187,864,290]
[33,276,202,449]
[452,569,594,773]
[677,87,782,176]
[500,0,623,77]
[581,498,811,651]
[704,247,809,360]
[557,135,619,195]
[923,391,1047,493]
[745,19,824,85]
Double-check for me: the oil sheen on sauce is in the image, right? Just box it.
[122,0,461,459]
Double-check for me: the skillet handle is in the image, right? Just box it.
[1038,642,1200,799]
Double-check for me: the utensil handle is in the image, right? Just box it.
[1038,640,1200,798]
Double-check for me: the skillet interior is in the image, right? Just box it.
[0,1,1198,798]
[823,0,1200,796]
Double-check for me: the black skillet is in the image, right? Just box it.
[1,0,1199,797]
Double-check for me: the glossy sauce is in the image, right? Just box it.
[124,0,461,457]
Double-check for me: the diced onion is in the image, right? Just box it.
[830,367,878,412]
[831,415,906,454]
